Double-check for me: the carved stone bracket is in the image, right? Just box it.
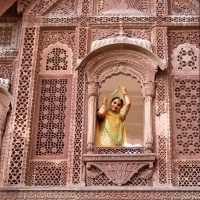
[83,154,156,186]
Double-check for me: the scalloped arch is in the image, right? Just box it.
[40,42,73,74]
[77,43,165,86]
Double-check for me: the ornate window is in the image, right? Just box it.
[77,39,166,186]
[28,43,73,186]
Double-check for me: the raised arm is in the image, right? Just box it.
[121,86,131,108]
[97,97,108,119]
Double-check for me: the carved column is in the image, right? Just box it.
[0,79,11,158]
[86,81,99,154]
[143,82,156,153]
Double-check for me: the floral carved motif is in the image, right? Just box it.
[45,0,75,17]
[40,42,73,75]
[39,31,75,55]
[171,43,199,75]
[171,0,198,15]
[84,154,155,186]
[91,28,151,45]
[94,0,151,15]
[87,162,152,186]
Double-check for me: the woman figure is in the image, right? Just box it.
[96,86,131,147]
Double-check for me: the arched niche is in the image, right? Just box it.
[76,43,166,153]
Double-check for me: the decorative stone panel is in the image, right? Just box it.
[32,75,72,158]
[28,161,68,186]
[0,190,200,200]
[170,0,198,15]
[6,27,38,185]
[83,154,156,186]
[173,160,200,186]
[93,0,153,15]
[171,77,200,159]
[40,43,73,74]
[171,43,199,75]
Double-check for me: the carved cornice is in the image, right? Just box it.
[91,36,152,52]
[83,154,156,162]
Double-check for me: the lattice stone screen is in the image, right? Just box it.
[172,77,200,159]
[28,75,71,186]
[34,76,70,157]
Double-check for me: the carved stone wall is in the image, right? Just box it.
[169,30,200,187]
[0,0,199,198]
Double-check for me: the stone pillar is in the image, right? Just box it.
[0,79,11,158]
[143,82,156,153]
[86,81,99,154]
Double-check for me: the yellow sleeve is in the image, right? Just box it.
[119,105,130,121]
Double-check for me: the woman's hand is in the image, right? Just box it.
[121,86,128,95]
[102,97,108,104]
[97,96,108,119]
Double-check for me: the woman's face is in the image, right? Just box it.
[110,99,122,112]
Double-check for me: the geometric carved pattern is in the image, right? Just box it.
[177,46,197,70]
[0,191,200,199]
[171,43,199,74]
[155,0,167,16]
[173,160,200,186]
[7,27,36,185]
[46,48,68,71]
[78,28,88,59]
[45,0,75,16]
[155,28,166,60]
[172,78,200,158]
[28,161,67,186]
[30,0,56,15]
[0,27,12,46]
[34,77,70,157]
[168,31,200,51]
[39,31,75,60]
[155,70,167,115]
[155,69,168,185]
[94,147,144,154]
[157,135,167,184]
[0,63,13,81]
[40,42,73,75]
[72,69,85,184]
